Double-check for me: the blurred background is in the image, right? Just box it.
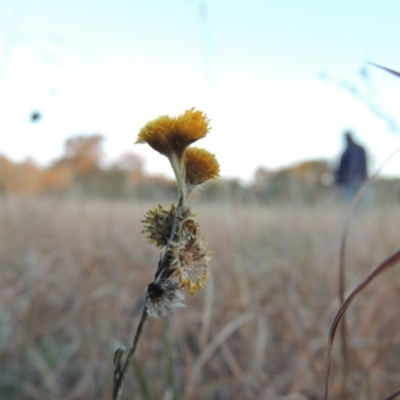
[1,0,400,189]
[2,1,400,399]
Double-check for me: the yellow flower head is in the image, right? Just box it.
[185,147,220,186]
[136,108,210,157]
[171,236,211,294]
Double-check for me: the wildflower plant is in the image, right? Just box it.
[112,108,220,399]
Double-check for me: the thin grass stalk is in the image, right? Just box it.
[337,180,370,400]
[132,359,152,400]
[113,306,148,400]
[337,146,400,399]
[185,313,253,397]
[199,275,214,348]
[324,248,400,400]
[383,388,400,400]
[165,319,179,400]
[368,62,400,79]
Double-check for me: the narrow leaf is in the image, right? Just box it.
[324,248,400,400]
[368,62,400,78]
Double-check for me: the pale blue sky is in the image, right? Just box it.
[1,0,400,181]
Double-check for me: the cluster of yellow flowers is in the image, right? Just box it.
[136,108,220,317]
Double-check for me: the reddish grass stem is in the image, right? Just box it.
[336,145,400,399]
[325,248,400,400]
[337,181,369,400]
[383,388,400,400]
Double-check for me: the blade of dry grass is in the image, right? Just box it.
[199,275,214,348]
[192,313,253,377]
[337,177,374,400]
[325,247,400,400]
[27,346,61,398]
[185,312,253,397]
[383,388,400,400]
[337,145,400,399]
[5,197,400,398]
[368,62,400,79]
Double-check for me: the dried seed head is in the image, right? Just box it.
[146,279,185,318]
[141,204,176,248]
[178,218,199,245]
[171,236,211,294]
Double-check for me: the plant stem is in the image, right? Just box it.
[113,151,190,398]
[168,152,188,207]
[113,305,148,400]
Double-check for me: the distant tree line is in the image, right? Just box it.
[1,134,400,204]
[0,134,177,200]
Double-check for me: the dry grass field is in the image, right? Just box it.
[1,195,400,399]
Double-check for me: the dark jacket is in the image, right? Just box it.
[335,142,367,185]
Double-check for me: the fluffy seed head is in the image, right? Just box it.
[146,279,186,318]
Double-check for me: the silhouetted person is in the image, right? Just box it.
[335,131,367,198]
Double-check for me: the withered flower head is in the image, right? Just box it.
[176,217,198,247]
[185,147,220,186]
[171,236,211,294]
[136,108,210,157]
[146,279,186,318]
[141,204,176,248]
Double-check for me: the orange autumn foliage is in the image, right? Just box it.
[0,156,72,194]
